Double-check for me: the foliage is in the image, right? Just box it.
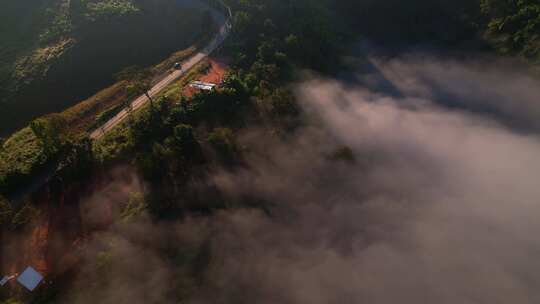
[224,0,341,72]
[184,84,250,126]
[92,103,126,129]
[12,39,74,82]
[269,88,299,117]
[121,192,147,221]
[164,124,203,160]
[11,203,40,230]
[84,0,140,22]
[207,128,237,163]
[481,0,540,58]
[332,0,481,44]
[56,137,95,182]
[331,0,539,60]
[128,99,169,151]
[93,121,133,163]
[39,0,73,44]
[0,112,94,196]
[0,128,46,195]
[30,113,69,156]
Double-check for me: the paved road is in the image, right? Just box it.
[90,3,231,140]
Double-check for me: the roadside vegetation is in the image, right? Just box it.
[0,46,197,199]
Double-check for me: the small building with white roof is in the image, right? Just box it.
[190,81,218,91]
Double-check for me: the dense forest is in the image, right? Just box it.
[481,0,540,58]
[335,0,539,56]
[1,0,540,303]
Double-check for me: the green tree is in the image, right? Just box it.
[167,124,200,156]
[207,128,237,164]
[58,137,94,181]
[11,203,39,230]
[30,113,67,156]
[129,104,168,151]
[121,192,147,222]
[270,88,299,117]
[481,0,540,57]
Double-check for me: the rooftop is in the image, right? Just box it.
[16,267,43,291]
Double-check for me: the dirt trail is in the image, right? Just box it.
[28,218,50,275]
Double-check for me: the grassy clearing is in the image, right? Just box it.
[0,128,45,195]
[61,81,128,134]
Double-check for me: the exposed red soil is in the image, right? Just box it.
[27,217,50,275]
[1,166,139,293]
[182,57,229,97]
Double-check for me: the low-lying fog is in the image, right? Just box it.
[70,53,540,304]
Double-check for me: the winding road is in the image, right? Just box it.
[90,0,231,140]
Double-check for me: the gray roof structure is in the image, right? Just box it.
[16,267,43,291]
[190,81,217,91]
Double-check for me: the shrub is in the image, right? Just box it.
[207,128,237,163]
[11,203,39,230]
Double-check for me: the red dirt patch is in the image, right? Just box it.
[183,57,229,97]
[2,215,50,283]
[28,218,50,275]
[1,166,140,288]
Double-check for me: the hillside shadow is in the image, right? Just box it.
[337,41,405,99]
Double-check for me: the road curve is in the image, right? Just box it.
[90,1,231,140]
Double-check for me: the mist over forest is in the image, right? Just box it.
[1,0,540,303]
[57,53,540,304]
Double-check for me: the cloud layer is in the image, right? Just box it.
[65,56,540,304]
[191,58,540,304]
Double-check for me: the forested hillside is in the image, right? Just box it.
[333,0,539,59]
[220,0,539,61]
[1,0,540,303]
[481,0,540,60]
[333,0,481,44]
[0,0,208,136]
